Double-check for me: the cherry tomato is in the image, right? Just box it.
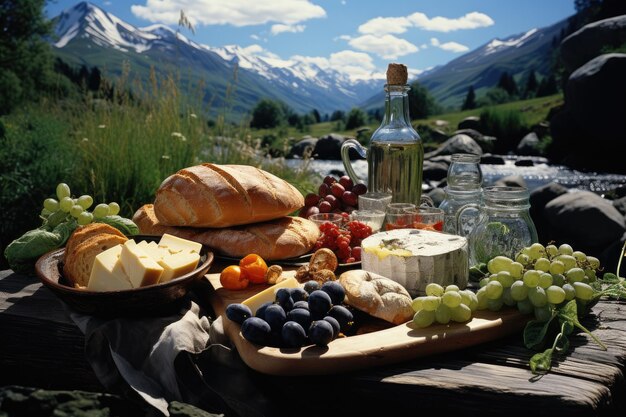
[239,254,268,284]
[220,265,249,290]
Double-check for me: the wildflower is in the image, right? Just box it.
[171,132,187,141]
[98,125,106,129]
[82,138,89,142]
[161,155,171,160]
[190,113,197,119]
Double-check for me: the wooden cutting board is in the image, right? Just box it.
[203,270,530,376]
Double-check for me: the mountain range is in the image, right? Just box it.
[51,2,568,116]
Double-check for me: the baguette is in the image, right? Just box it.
[153,163,304,227]
[133,204,320,260]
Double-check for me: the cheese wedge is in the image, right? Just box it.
[242,277,299,314]
[119,240,164,287]
[158,233,202,255]
[137,240,168,261]
[87,245,133,291]
[158,252,200,283]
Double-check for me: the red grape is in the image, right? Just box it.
[299,205,319,218]
[330,183,345,199]
[305,193,321,207]
[342,191,358,207]
[352,183,367,196]
[318,183,330,197]
[352,247,362,261]
[323,194,339,210]
[339,176,354,191]
[323,175,337,186]
[318,201,332,213]
[343,205,356,214]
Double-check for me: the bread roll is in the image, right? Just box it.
[153,164,304,227]
[64,233,128,287]
[133,204,319,260]
[339,270,414,325]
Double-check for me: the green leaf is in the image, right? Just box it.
[557,300,607,351]
[96,215,139,236]
[530,347,554,374]
[524,315,555,350]
[469,263,488,281]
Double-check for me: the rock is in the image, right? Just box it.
[424,134,483,159]
[494,175,527,189]
[428,155,452,165]
[458,116,480,131]
[544,191,626,248]
[613,196,626,216]
[313,133,346,160]
[529,182,569,244]
[560,15,626,72]
[514,159,534,167]
[288,137,318,158]
[550,53,626,174]
[480,154,505,165]
[434,119,449,128]
[427,187,447,207]
[423,160,449,182]
[516,132,541,156]
[452,129,496,153]
[415,123,448,143]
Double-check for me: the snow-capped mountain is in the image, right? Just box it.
[51,2,380,115]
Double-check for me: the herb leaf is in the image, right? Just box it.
[524,314,555,350]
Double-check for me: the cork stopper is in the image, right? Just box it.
[386,63,408,85]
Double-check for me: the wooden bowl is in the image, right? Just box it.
[35,235,214,317]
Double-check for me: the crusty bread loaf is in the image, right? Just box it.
[339,270,414,325]
[153,163,304,228]
[133,204,319,260]
[64,223,126,259]
[64,233,128,287]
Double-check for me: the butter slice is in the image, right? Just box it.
[120,240,164,287]
[242,277,299,314]
[158,252,200,283]
[158,234,202,255]
[87,245,133,291]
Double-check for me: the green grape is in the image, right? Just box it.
[69,205,84,218]
[523,270,540,288]
[566,267,585,283]
[459,290,473,307]
[534,257,551,272]
[422,296,441,312]
[552,273,566,287]
[435,304,451,324]
[573,282,594,301]
[485,280,503,300]
[425,283,444,297]
[59,197,73,212]
[558,243,574,256]
[515,253,531,265]
[487,298,503,312]
[56,183,71,200]
[584,268,597,282]
[528,286,548,307]
[467,292,479,312]
[93,203,110,219]
[509,262,524,279]
[411,297,424,312]
[545,244,558,257]
[77,211,94,226]
[77,195,94,209]
[445,284,460,293]
[502,288,516,307]
[562,283,576,301]
[587,256,600,269]
[546,285,566,304]
[538,272,553,289]
[528,243,546,260]
[517,299,534,315]
[487,256,513,274]
[442,291,462,308]
[450,304,472,322]
[549,260,565,275]
[534,305,552,322]
[479,277,490,288]
[413,309,435,328]
[573,251,587,263]
[44,198,59,212]
[510,280,529,301]
[496,270,515,288]
[557,255,577,270]
[41,208,52,217]
[108,202,121,216]
[476,288,489,310]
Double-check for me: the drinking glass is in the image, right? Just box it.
[358,192,392,212]
[404,207,445,232]
[385,203,416,230]
[350,210,386,232]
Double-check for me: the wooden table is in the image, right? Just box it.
[1,267,625,417]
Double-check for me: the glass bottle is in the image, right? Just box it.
[459,186,538,265]
[341,63,424,205]
[447,153,482,190]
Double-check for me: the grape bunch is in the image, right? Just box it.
[313,220,372,263]
[225,280,354,348]
[412,284,479,328]
[42,183,121,226]
[299,175,367,219]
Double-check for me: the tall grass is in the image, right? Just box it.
[478,107,529,153]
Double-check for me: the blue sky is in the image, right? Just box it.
[46,0,576,80]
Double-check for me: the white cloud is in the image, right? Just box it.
[103,1,112,5]
[409,11,494,32]
[291,50,384,82]
[349,34,418,59]
[335,34,352,41]
[131,0,326,27]
[357,16,412,36]
[250,34,260,40]
[270,23,305,35]
[430,37,469,53]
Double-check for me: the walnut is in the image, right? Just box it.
[265,264,283,284]
[295,264,311,283]
[310,269,336,284]
[309,248,338,272]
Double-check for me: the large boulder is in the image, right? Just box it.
[454,129,496,153]
[529,182,569,243]
[493,175,527,189]
[516,132,540,156]
[288,136,318,158]
[458,116,480,131]
[550,53,626,173]
[560,15,626,72]
[422,160,449,182]
[313,133,346,160]
[544,191,626,249]
[424,134,483,158]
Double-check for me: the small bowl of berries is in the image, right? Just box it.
[313,219,373,265]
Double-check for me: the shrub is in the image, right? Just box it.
[479,107,529,154]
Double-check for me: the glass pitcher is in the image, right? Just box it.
[439,186,482,236]
[457,186,538,265]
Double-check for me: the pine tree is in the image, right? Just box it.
[462,86,477,110]
[524,70,538,99]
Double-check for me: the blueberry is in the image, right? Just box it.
[290,287,308,303]
[255,301,273,320]
[304,280,320,294]
[225,303,252,325]
[281,321,307,348]
[308,290,332,317]
[323,316,340,339]
[275,288,294,311]
[321,281,346,305]
[308,320,334,347]
[286,308,312,330]
[264,304,287,332]
[241,317,271,345]
[328,305,354,332]
[293,300,309,310]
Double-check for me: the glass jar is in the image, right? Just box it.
[438,187,482,236]
[447,153,482,190]
[460,186,538,265]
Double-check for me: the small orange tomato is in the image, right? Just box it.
[220,265,249,290]
[239,254,268,284]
